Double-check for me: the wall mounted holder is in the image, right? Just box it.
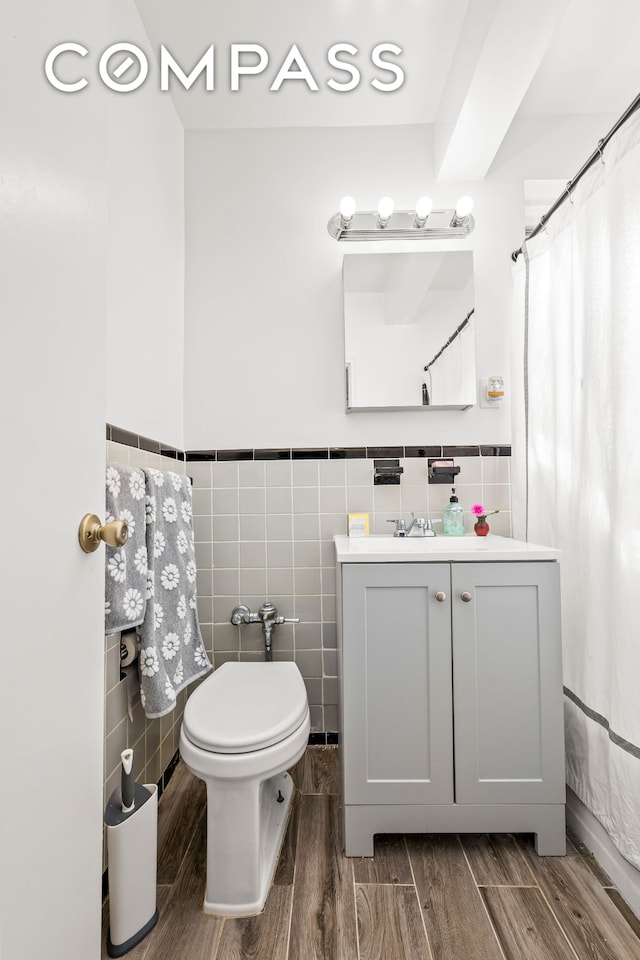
[428,459,461,484]
[373,459,404,485]
[479,376,505,409]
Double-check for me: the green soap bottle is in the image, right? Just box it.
[443,487,466,536]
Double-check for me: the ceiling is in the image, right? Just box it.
[134,0,640,179]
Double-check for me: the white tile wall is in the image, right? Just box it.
[192,453,512,733]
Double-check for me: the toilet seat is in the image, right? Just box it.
[182,661,308,754]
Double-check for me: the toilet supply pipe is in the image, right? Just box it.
[230,601,300,660]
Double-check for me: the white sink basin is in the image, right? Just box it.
[334,534,560,563]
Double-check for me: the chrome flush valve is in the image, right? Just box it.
[230,601,300,660]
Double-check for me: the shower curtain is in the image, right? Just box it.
[428,318,475,405]
[512,109,640,868]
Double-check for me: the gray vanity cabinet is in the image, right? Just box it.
[338,558,566,857]
[341,562,454,806]
[451,561,564,806]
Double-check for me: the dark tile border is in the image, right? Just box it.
[405,445,443,458]
[366,445,404,459]
[139,434,161,454]
[480,445,512,457]
[186,445,511,461]
[308,732,340,745]
[108,428,511,463]
[292,448,330,460]
[107,424,186,461]
[255,448,292,460]
[109,425,138,448]
[159,749,181,798]
[443,445,480,457]
[185,450,216,461]
[330,447,366,459]
[216,449,253,461]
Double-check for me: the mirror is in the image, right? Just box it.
[343,251,476,410]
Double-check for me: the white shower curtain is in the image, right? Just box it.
[429,317,475,405]
[512,109,640,868]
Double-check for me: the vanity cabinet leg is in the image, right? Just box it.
[534,806,567,855]
[343,807,375,857]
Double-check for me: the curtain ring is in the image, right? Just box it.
[597,139,606,164]
[565,180,574,204]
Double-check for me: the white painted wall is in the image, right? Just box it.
[106,0,185,449]
[184,116,615,449]
[0,3,108,959]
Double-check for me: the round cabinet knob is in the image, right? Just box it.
[461,591,472,602]
[435,591,447,602]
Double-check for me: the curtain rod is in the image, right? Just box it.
[511,90,640,262]
[423,308,474,373]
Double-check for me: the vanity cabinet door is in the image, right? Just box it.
[341,562,453,805]
[451,561,565,805]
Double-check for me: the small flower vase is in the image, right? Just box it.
[474,519,490,537]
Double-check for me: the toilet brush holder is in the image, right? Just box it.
[105,782,159,957]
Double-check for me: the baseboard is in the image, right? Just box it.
[566,787,640,919]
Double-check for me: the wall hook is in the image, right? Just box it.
[78,514,128,553]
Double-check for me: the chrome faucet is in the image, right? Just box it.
[387,514,438,537]
[230,601,300,660]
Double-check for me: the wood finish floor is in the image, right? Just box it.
[102,747,640,960]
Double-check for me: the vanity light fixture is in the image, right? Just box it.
[376,196,394,228]
[413,195,433,228]
[339,195,356,229]
[327,194,475,241]
[450,195,474,228]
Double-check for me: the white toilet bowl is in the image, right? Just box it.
[179,660,310,917]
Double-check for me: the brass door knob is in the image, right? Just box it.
[78,514,129,553]
[461,591,472,602]
[435,591,447,602]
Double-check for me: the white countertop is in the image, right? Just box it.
[334,533,561,563]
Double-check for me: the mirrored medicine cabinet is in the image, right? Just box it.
[343,250,477,411]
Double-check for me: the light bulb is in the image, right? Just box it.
[455,195,474,219]
[339,196,356,223]
[377,196,394,226]
[415,196,432,219]
[414,195,432,227]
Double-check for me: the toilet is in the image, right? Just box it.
[179,660,310,917]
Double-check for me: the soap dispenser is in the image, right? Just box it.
[443,487,466,536]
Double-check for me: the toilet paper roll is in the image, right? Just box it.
[121,664,140,722]
[120,632,138,668]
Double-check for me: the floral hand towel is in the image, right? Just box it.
[137,468,212,718]
[104,464,148,635]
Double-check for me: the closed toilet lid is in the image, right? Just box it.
[183,661,309,754]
